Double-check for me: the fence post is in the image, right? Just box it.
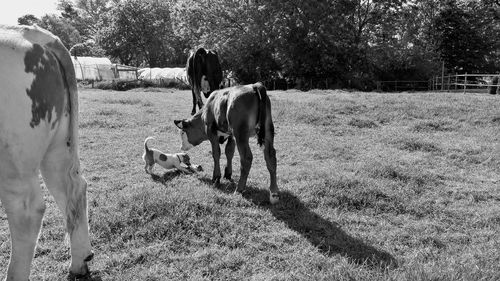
[447,75,451,92]
[463,73,467,94]
[441,61,445,91]
[455,73,457,90]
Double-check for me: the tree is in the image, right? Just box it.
[69,40,105,57]
[17,14,41,26]
[96,0,183,67]
[430,1,494,73]
[38,14,82,49]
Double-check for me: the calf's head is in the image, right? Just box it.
[174,116,207,151]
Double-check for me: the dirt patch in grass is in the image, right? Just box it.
[348,118,378,128]
[410,120,457,132]
[80,119,124,129]
[102,98,144,106]
[394,137,441,153]
[95,109,122,116]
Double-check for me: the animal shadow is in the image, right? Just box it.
[149,170,186,184]
[67,271,103,281]
[207,179,398,269]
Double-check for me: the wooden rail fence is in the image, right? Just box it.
[430,73,499,93]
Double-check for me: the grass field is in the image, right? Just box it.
[1,87,499,280]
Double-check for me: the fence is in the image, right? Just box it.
[376,80,430,92]
[429,73,499,93]
[263,77,345,91]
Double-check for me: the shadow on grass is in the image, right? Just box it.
[201,176,398,269]
[68,271,103,281]
[149,170,187,184]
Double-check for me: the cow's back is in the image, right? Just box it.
[0,25,74,178]
[204,84,260,135]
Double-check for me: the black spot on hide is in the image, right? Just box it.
[159,154,167,161]
[24,43,65,128]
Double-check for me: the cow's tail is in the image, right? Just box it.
[254,82,273,147]
[45,27,86,233]
[144,137,155,153]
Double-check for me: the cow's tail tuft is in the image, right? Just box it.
[254,83,267,147]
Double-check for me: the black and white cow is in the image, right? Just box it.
[186,47,223,115]
[0,25,93,279]
[174,82,279,204]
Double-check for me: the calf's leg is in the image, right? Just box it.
[224,137,235,180]
[210,139,222,186]
[235,136,253,193]
[264,139,279,204]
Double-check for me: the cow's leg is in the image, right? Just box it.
[0,176,45,280]
[210,139,222,186]
[263,134,279,204]
[191,89,197,115]
[235,134,253,193]
[41,147,93,277]
[224,137,235,180]
[197,93,204,110]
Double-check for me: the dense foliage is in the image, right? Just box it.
[19,0,500,90]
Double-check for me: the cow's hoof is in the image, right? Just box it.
[69,264,90,280]
[212,177,221,187]
[84,252,94,262]
[269,193,280,204]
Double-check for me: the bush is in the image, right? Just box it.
[94,80,144,91]
[92,79,190,91]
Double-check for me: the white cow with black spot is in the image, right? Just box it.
[0,25,93,280]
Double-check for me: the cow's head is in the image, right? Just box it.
[174,115,207,151]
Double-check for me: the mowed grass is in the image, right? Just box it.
[1,88,499,280]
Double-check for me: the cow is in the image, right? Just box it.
[0,25,93,280]
[174,82,280,204]
[186,47,223,115]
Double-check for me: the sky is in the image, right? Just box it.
[0,0,59,25]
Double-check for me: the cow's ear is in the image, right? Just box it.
[174,119,184,129]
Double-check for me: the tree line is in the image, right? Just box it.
[18,0,500,90]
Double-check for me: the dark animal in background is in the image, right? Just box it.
[174,82,280,204]
[186,47,223,115]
